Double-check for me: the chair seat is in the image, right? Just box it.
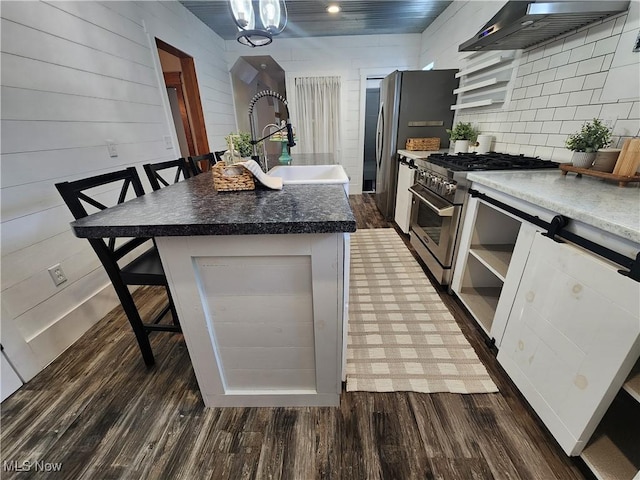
[120,247,167,286]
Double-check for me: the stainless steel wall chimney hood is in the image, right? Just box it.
[459,1,630,52]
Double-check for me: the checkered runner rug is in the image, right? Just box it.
[345,228,498,394]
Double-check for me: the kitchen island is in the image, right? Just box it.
[71,172,356,408]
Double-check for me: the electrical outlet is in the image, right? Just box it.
[106,140,118,157]
[48,264,67,286]
[163,135,173,149]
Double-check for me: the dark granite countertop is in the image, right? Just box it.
[70,172,356,238]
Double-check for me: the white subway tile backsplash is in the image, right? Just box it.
[517,62,533,77]
[529,133,548,144]
[518,144,536,156]
[527,47,545,62]
[525,121,543,134]
[591,89,603,103]
[515,98,533,111]
[575,104,602,120]
[508,111,522,122]
[536,68,557,84]
[513,76,524,89]
[555,63,579,80]
[511,122,528,133]
[630,102,640,120]
[533,146,554,159]
[511,87,526,100]
[586,20,615,43]
[563,30,588,51]
[531,57,551,73]
[549,51,571,69]
[546,133,567,148]
[526,84,543,98]
[613,15,625,35]
[542,80,562,95]
[613,119,640,137]
[541,121,562,133]
[568,43,595,63]
[552,147,573,162]
[553,106,577,121]
[602,53,614,71]
[535,108,555,121]
[560,120,584,134]
[576,57,604,76]
[583,71,608,90]
[560,76,585,93]
[547,93,569,107]
[567,90,594,107]
[601,102,633,120]
[520,110,536,122]
[502,132,516,143]
[544,39,564,57]
[522,73,538,87]
[530,96,549,109]
[593,36,620,57]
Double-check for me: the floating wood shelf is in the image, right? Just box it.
[560,164,640,187]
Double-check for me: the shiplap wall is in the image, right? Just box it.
[225,34,423,194]
[419,1,640,162]
[0,0,235,378]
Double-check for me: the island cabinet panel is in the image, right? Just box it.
[156,233,344,408]
[497,233,640,456]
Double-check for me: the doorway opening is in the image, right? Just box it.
[363,78,382,192]
[156,39,209,158]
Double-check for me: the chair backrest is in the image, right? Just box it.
[143,158,191,191]
[55,167,150,266]
[188,152,217,175]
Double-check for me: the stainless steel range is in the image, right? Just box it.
[408,152,559,285]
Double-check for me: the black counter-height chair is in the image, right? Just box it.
[55,167,181,367]
[143,157,191,191]
[188,152,219,175]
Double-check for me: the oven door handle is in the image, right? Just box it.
[409,187,454,217]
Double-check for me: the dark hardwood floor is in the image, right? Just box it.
[1,193,590,480]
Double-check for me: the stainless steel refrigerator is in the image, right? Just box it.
[374,70,459,219]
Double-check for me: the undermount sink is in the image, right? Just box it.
[268,164,349,193]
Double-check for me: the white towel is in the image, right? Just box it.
[237,160,283,190]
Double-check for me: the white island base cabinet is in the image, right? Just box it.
[497,233,640,457]
[156,233,348,408]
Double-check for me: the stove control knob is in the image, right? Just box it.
[444,182,457,195]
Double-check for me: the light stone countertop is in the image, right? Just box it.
[467,170,640,245]
[397,149,447,160]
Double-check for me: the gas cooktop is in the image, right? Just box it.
[427,152,559,172]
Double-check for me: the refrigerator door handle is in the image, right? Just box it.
[376,102,384,168]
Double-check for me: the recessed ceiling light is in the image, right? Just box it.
[327,5,341,14]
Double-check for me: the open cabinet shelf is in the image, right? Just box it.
[458,286,501,334]
[623,361,640,403]
[581,389,640,480]
[469,244,514,281]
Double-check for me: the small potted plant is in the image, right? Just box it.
[447,122,479,153]
[224,132,260,162]
[565,118,612,168]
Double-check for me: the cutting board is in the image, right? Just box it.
[612,138,640,176]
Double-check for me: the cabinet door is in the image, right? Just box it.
[394,163,414,234]
[498,233,640,456]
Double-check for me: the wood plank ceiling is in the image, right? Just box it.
[179,1,453,40]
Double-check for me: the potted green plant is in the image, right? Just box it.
[565,118,612,168]
[225,132,260,162]
[446,122,479,153]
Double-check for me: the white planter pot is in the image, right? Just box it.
[454,140,470,153]
[571,151,596,169]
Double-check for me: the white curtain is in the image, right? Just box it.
[293,76,341,157]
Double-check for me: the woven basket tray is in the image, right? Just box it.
[212,162,255,191]
[405,137,440,151]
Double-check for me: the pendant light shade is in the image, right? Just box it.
[229,0,288,47]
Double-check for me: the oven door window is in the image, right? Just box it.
[409,184,458,263]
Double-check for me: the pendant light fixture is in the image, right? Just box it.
[229,0,288,47]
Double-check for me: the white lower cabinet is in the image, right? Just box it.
[453,192,640,479]
[452,195,537,346]
[497,233,640,458]
[394,162,415,234]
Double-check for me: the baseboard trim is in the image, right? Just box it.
[27,284,120,371]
